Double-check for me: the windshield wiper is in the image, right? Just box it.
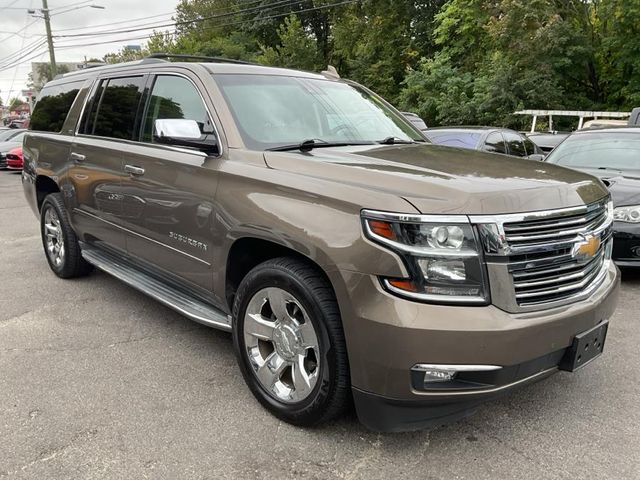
[378,136,422,145]
[267,139,376,152]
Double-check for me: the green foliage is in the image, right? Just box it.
[104,46,147,64]
[9,97,25,110]
[103,0,640,127]
[258,15,321,71]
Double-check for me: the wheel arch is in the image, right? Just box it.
[35,175,61,212]
[223,236,340,314]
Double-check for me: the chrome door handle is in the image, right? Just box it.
[124,164,145,176]
[69,152,85,162]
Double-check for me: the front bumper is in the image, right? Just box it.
[613,222,640,267]
[331,262,619,432]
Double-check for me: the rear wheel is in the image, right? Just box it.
[40,193,92,278]
[232,257,350,426]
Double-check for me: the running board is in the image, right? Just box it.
[81,245,232,332]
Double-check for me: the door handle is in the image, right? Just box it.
[69,152,85,162]
[124,164,145,176]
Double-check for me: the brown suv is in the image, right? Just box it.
[23,55,619,432]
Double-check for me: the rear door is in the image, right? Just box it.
[68,75,147,253]
[117,72,221,292]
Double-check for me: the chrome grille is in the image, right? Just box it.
[472,198,613,312]
[503,201,608,250]
[510,246,607,307]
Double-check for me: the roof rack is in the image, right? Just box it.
[514,109,631,132]
[145,53,258,65]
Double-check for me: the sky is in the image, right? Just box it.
[0,0,180,105]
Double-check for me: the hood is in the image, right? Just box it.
[263,144,608,215]
[574,167,640,207]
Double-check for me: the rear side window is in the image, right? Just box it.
[30,80,84,132]
[503,131,527,157]
[483,132,507,154]
[424,131,482,149]
[82,76,145,140]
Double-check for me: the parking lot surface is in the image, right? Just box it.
[1,172,639,479]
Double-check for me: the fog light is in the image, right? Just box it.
[422,368,457,384]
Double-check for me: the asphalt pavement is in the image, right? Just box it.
[1,171,639,479]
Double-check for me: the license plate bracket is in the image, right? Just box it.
[559,320,608,372]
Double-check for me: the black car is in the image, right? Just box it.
[424,126,546,160]
[545,127,640,267]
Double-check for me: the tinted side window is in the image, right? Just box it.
[523,137,538,155]
[483,132,507,154]
[503,131,527,157]
[142,75,213,143]
[90,76,145,140]
[79,79,106,135]
[30,80,84,132]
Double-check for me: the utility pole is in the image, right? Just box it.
[41,0,57,78]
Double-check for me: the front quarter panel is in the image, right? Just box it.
[212,151,416,300]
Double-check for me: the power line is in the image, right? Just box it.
[54,0,358,50]
[53,0,307,38]
[0,0,24,8]
[53,11,176,33]
[50,0,268,35]
[3,0,33,104]
[0,18,39,43]
[0,40,47,71]
[0,37,47,66]
[0,0,360,74]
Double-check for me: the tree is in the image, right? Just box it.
[331,0,418,103]
[27,63,71,90]
[104,46,147,64]
[99,0,640,127]
[258,15,321,71]
[9,97,26,110]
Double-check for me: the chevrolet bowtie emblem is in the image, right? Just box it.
[572,234,600,262]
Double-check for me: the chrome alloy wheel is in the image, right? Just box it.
[244,287,320,403]
[44,207,65,267]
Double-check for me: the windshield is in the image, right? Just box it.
[213,74,423,150]
[546,132,640,170]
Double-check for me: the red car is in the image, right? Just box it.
[6,146,23,170]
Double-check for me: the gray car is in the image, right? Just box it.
[0,129,26,168]
[424,126,546,160]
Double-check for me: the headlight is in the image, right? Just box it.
[613,205,640,223]
[362,210,489,304]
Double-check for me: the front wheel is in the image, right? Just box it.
[232,257,350,427]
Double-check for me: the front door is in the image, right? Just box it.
[118,73,221,292]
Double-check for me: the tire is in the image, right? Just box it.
[40,193,92,278]
[232,257,350,427]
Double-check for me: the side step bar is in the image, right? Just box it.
[81,245,232,332]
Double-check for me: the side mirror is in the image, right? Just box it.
[528,154,546,161]
[153,119,218,154]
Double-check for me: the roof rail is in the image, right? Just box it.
[145,53,257,65]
